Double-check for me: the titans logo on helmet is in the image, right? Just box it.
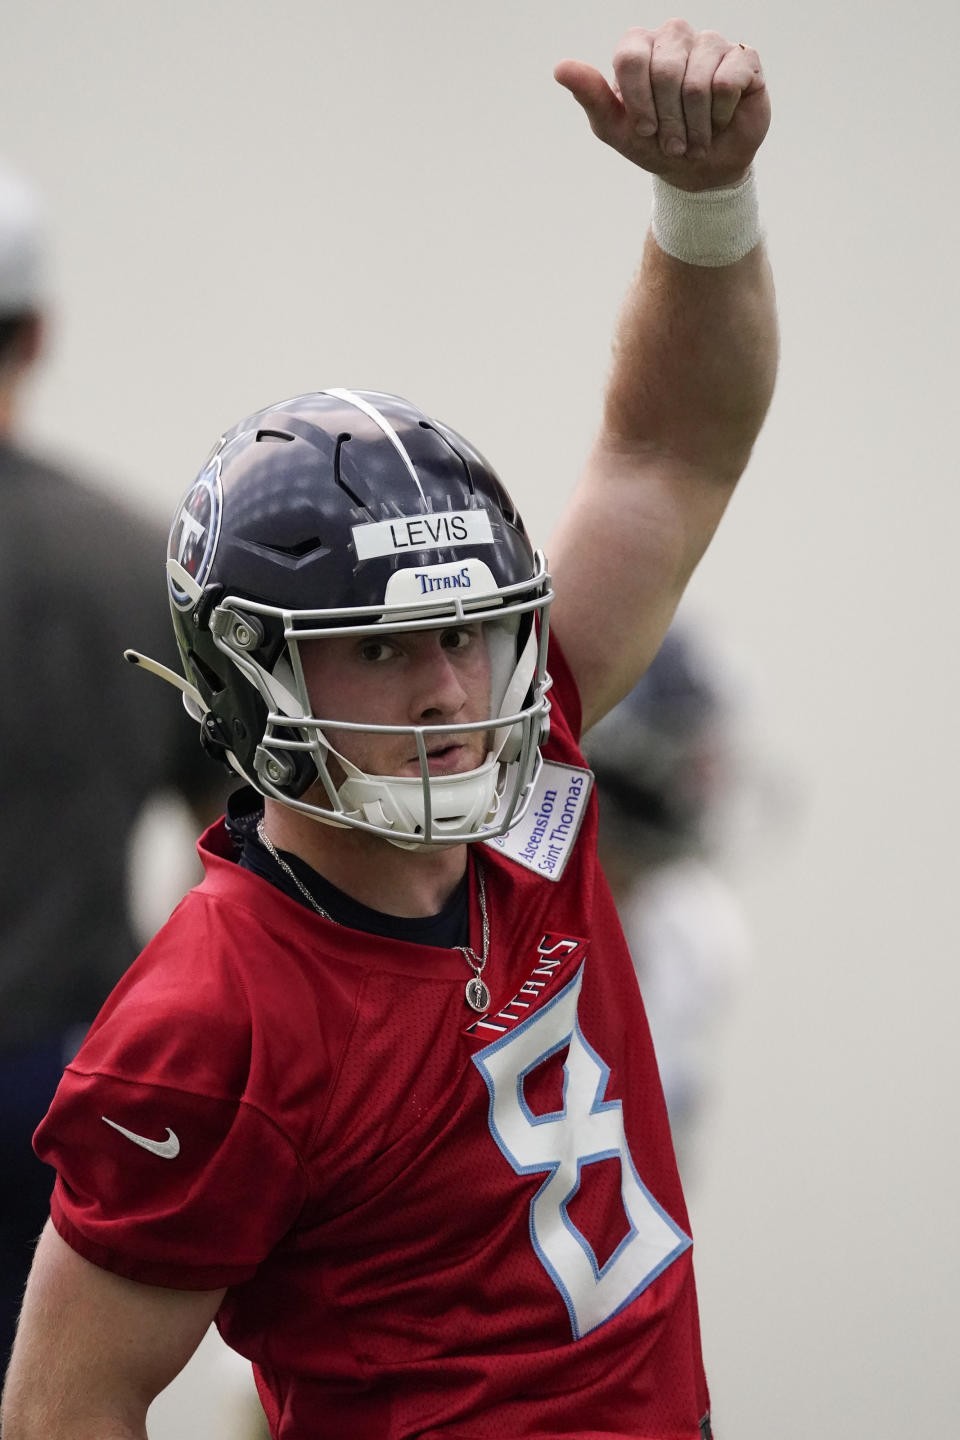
[168,459,223,609]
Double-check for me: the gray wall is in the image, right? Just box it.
[4,2,958,1435]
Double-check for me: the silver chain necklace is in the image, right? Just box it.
[455,870,491,1013]
[255,820,491,1013]
[256,819,334,920]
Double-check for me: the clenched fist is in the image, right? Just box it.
[555,18,770,191]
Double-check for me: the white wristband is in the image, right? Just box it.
[651,169,762,268]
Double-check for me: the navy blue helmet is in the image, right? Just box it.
[132,389,553,848]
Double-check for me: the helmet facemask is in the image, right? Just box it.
[207,554,552,849]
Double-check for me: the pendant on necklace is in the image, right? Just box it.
[465,977,491,1013]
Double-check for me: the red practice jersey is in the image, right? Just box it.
[35,641,711,1439]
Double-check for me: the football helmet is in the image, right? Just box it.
[130,389,553,848]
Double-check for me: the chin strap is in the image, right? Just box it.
[333,746,501,844]
[126,648,249,778]
[123,649,207,722]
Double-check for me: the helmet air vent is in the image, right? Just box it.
[333,432,375,514]
[420,421,477,498]
[252,536,330,560]
[255,429,295,443]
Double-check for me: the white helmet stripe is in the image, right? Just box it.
[322,388,426,501]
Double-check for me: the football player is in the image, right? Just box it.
[2,18,777,1440]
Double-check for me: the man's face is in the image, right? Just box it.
[298,623,493,779]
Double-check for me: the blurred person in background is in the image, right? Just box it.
[581,622,751,1187]
[0,162,224,1368]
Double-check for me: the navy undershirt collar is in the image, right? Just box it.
[224,787,470,948]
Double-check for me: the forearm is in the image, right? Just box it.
[602,222,778,481]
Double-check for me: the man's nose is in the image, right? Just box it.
[410,649,468,721]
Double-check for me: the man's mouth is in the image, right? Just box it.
[406,742,476,777]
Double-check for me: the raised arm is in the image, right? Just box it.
[0,1222,225,1440]
[548,19,778,733]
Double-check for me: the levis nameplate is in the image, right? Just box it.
[353,510,494,560]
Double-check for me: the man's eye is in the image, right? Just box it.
[441,628,473,650]
[359,641,395,662]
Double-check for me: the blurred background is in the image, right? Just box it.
[2,1,958,1436]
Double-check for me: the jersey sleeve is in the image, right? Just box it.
[33,982,309,1290]
[544,631,584,745]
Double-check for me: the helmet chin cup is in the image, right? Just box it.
[337,759,501,849]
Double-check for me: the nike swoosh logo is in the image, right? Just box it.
[101,1117,181,1159]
